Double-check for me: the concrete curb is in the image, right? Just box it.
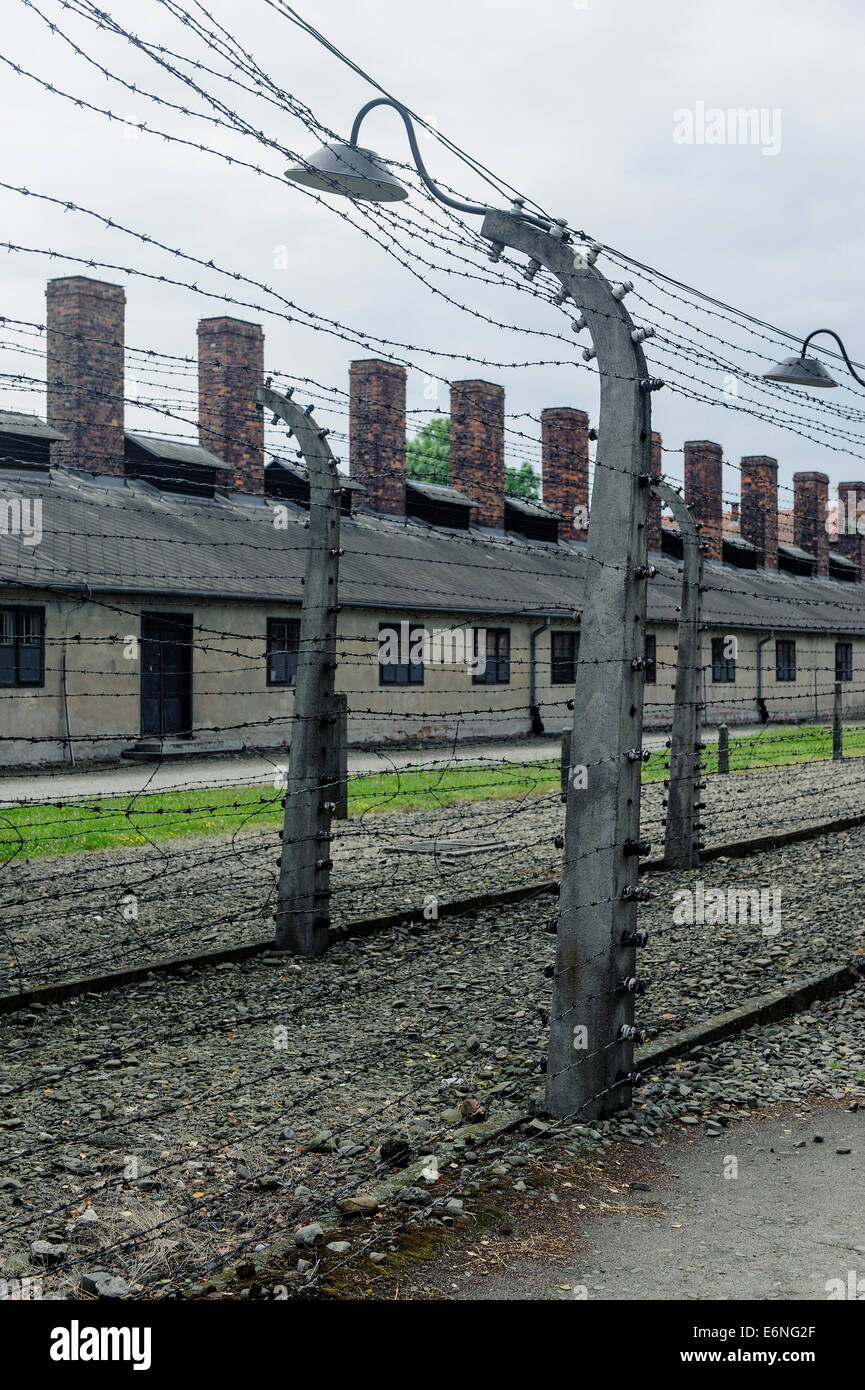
[634,961,864,1071]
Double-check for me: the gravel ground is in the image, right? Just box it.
[1,810,863,1299]
[3,752,865,992]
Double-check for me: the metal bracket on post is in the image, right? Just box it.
[481,211,652,1122]
[254,382,343,956]
[652,481,704,871]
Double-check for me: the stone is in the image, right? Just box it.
[460,1098,486,1123]
[293,1223,324,1247]
[326,1241,351,1254]
[380,1137,412,1167]
[30,1240,68,1265]
[80,1271,130,1299]
[337,1194,378,1216]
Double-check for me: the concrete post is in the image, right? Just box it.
[254,382,342,956]
[332,693,349,819]
[653,481,704,871]
[560,727,572,798]
[833,681,843,761]
[718,723,730,774]
[483,211,653,1122]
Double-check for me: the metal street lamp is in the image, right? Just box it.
[285,96,554,227]
[287,98,661,1122]
[764,329,865,389]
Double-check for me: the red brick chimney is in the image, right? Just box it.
[834,481,865,578]
[684,440,723,560]
[449,380,505,530]
[793,471,830,576]
[740,456,778,569]
[197,317,265,493]
[647,430,663,553]
[46,275,126,475]
[348,359,406,515]
[540,407,589,541]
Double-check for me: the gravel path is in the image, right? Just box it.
[3,752,865,992]
[1,811,863,1299]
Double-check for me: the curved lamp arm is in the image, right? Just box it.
[801,329,865,388]
[349,97,555,230]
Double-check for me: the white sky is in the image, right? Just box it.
[2,0,864,513]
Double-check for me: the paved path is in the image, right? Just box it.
[415,1101,864,1301]
[0,722,816,804]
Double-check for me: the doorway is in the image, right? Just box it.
[140,613,193,737]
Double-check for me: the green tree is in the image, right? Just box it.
[504,459,541,501]
[405,416,540,500]
[405,416,449,484]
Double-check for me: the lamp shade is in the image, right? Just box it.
[284,142,408,202]
[763,354,838,388]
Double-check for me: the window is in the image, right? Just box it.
[0,606,44,687]
[711,636,736,683]
[644,634,657,685]
[266,618,301,686]
[836,641,853,683]
[776,639,796,682]
[472,628,510,685]
[378,622,424,687]
[551,630,580,685]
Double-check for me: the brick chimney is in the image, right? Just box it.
[740,456,778,569]
[684,440,723,560]
[834,481,865,578]
[647,430,663,553]
[197,317,265,493]
[348,359,406,515]
[46,276,126,475]
[450,380,505,530]
[793,471,830,576]
[540,407,588,541]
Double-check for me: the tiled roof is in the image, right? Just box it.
[1,466,864,633]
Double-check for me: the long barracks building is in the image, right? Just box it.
[1,275,864,769]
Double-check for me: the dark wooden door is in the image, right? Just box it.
[140,613,193,737]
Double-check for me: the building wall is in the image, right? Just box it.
[1,589,864,768]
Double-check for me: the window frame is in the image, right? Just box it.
[0,605,45,688]
[776,639,797,682]
[835,641,853,684]
[472,627,511,686]
[644,634,657,685]
[550,630,580,686]
[711,636,737,684]
[266,616,301,687]
[378,621,425,688]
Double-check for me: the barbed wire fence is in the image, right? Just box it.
[1,0,865,1302]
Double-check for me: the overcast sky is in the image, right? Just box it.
[2,0,864,513]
